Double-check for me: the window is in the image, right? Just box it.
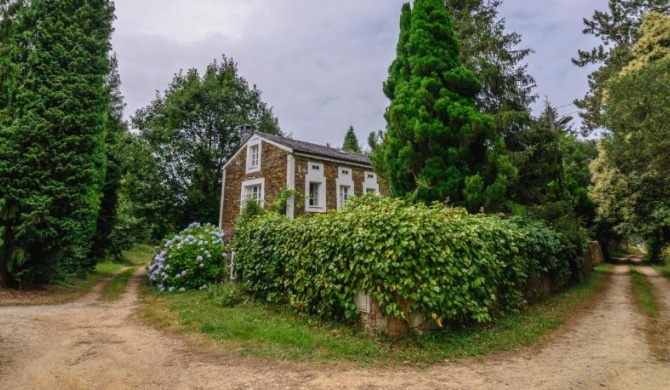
[336,166,355,210]
[249,145,259,168]
[305,162,326,212]
[245,184,262,203]
[245,141,262,173]
[339,185,351,207]
[309,182,321,207]
[240,178,264,209]
[363,171,379,194]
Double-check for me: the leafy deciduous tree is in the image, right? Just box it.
[131,56,282,236]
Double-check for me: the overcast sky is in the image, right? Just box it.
[111,0,602,147]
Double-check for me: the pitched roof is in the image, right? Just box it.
[257,132,371,166]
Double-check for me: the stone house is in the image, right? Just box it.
[218,127,387,236]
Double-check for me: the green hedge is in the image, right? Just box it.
[233,196,572,327]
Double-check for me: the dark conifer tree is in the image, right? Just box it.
[0,0,115,287]
[341,126,362,153]
[383,0,513,211]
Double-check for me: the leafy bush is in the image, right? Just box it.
[147,222,227,292]
[234,196,573,328]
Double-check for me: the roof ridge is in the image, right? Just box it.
[256,131,368,157]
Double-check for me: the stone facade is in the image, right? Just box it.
[220,138,290,236]
[220,133,388,237]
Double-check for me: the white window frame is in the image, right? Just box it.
[305,162,326,212]
[336,166,355,210]
[363,171,379,194]
[240,178,265,210]
[246,141,262,174]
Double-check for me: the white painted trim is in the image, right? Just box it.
[293,152,372,170]
[219,168,227,229]
[286,154,295,219]
[245,140,262,174]
[304,161,326,213]
[363,171,379,194]
[240,177,265,210]
[221,133,293,172]
[336,166,355,210]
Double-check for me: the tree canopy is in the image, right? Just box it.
[131,56,282,237]
[573,0,670,133]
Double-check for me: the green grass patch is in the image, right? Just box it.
[652,263,670,279]
[140,267,607,366]
[100,268,137,301]
[121,244,154,265]
[630,267,658,318]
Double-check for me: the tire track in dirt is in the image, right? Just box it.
[631,262,670,362]
[1,265,669,389]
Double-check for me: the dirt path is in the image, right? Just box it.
[1,265,669,389]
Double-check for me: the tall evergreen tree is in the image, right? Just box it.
[89,53,129,262]
[445,0,536,148]
[341,126,362,153]
[132,56,281,235]
[0,0,115,287]
[573,0,670,134]
[383,0,513,211]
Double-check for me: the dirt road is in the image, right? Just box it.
[1,264,669,390]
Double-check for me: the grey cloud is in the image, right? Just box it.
[112,0,603,146]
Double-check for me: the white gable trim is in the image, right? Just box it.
[221,133,293,172]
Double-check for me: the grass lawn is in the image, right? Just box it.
[140,265,610,366]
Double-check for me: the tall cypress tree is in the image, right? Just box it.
[0,0,115,287]
[383,0,512,211]
[89,53,129,262]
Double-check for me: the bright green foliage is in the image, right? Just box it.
[383,0,513,211]
[0,0,115,287]
[147,223,228,292]
[573,0,670,134]
[341,126,362,153]
[132,56,281,236]
[234,196,572,328]
[600,59,670,261]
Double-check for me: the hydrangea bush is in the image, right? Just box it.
[147,222,228,292]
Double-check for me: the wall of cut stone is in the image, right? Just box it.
[220,141,289,235]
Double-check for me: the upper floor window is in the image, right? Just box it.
[246,141,262,174]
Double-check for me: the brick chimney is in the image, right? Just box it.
[237,124,255,144]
